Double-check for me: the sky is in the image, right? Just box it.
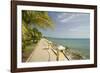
[39,11,90,38]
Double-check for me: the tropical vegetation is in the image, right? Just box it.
[22,10,54,62]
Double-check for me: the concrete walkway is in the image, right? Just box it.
[26,38,67,62]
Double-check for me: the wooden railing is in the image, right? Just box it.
[50,44,70,61]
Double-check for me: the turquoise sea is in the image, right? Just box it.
[46,37,90,59]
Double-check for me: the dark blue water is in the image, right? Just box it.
[46,37,90,58]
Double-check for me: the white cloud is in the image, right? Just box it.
[57,13,80,23]
[67,25,90,38]
[60,15,76,23]
[58,13,68,19]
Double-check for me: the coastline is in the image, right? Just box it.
[46,37,89,59]
[26,38,85,62]
[44,38,85,60]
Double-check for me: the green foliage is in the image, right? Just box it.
[22,10,54,50]
[22,10,54,29]
[22,24,42,49]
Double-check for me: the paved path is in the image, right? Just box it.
[26,38,67,62]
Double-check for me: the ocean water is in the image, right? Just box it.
[46,37,90,59]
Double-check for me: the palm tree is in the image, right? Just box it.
[22,10,54,29]
[22,10,54,49]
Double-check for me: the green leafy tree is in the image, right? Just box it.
[22,10,54,29]
[22,10,54,49]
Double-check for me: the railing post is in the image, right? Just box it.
[56,48,59,61]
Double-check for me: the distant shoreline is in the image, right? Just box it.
[44,36,90,40]
[25,38,86,62]
[45,37,90,59]
[24,37,89,62]
[43,38,86,60]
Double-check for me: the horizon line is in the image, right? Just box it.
[44,36,90,39]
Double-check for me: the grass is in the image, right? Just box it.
[22,44,36,62]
